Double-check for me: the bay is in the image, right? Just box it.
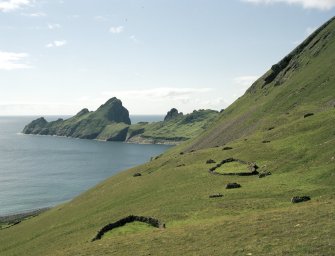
[0,116,169,216]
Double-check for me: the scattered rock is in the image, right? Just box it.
[92,215,165,241]
[209,194,223,198]
[225,183,241,189]
[259,171,272,178]
[262,140,271,143]
[304,113,314,118]
[291,196,311,203]
[206,159,216,164]
[133,173,142,177]
[268,127,275,131]
[176,164,185,167]
[223,147,233,151]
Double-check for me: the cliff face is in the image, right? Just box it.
[22,97,131,141]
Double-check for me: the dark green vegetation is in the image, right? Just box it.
[2,17,335,256]
[23,98,219,144]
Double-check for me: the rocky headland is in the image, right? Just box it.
[23,98,219,144]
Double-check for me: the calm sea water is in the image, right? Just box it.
[0,115,168,216]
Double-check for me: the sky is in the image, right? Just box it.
[0,0,334,115]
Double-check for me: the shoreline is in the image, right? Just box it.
[0,207,51,225]
[20,132,182,146]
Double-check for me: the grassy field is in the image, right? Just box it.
[0,16,334,256]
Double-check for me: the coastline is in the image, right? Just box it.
[21,132,182,146]
[0,207,50,228]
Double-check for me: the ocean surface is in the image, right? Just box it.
[0,115,168,216]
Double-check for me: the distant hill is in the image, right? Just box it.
[22,99,219,144]
[126,108,219,144]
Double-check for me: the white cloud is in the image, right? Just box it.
[47,23,61,30]
[234,76,259,87]
[243,0,335,10]
[0,0,31,12]
[45,40,67,48]
[94,15,109,22]
[0,51,31,70]
[104,87,212,101]
[22,12,46,17]
[130,35,141,44]
[109,26,124,34]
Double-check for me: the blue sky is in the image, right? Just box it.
[0,0,334,115]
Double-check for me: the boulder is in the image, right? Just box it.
[259,171,272,178]
[223,147,233,151]
[133,173,142,177]
[225,183,241,189]
[291,196,311,203]
[304,113,314,118]
[209,194,223,198]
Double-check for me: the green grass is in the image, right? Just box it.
[215,161,250,174]
[127,109,219,143]
[1,16,335,256]
[103,222,155,238]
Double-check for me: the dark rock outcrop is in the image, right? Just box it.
[98,97,131,125]
[225,183,241,189]
[76,108,89,117]
[209,194,223,198]
[164,108,183,122]
[291,196,311,203]
[92,215,165,241]
[223,147,233,151]
[304,113,314,118]
[259,171,272,178]
[22,117,48,134]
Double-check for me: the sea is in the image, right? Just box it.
[0,115,169,216]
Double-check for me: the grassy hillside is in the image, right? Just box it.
[127,109,219,144]
[1,17,334,256]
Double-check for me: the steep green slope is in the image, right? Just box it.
[1,17,334,256]
[183,16,335,151]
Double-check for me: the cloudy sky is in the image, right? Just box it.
[0,0,334,115]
